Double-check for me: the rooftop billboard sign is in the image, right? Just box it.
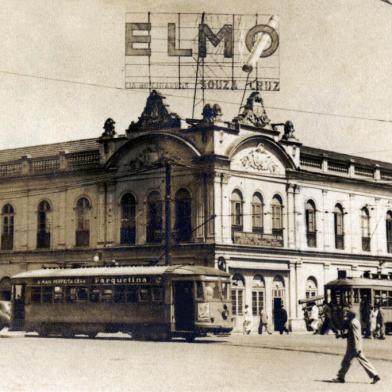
[125,12,280,91]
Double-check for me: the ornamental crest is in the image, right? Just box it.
[240,143,280,174]
[129,145,184,170]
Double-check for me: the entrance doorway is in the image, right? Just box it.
[273,297,283,331]
[173,281,194,331]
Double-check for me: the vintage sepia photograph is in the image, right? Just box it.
[0,0,391,391]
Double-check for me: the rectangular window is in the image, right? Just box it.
[388,291,392,307]
[252,203,263,230]
[139,287,150,302]
[127,287,138,303]
[205,281,220,300]
[252,291,264,316]
[221,281,229,300]
[42,287,53,303]
[231,289,243,316]
[114,285,126,303]
[151,287,163,303]
[102,288,113,303]
[53,286,63,303]
[195,281,203,300]
[77,287,88,302]
[66,287,77,303]
[31,287,41,303]
[89,287,100,303]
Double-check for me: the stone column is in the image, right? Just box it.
[289,260,304,331]
[194,173,205,241]
[106,182,116,246]
[96,183,107,246]
[349,193,356,253]
[374,198,382,255]
[286,184,296,249]
[322,190,329,251]
[57,189,66,248]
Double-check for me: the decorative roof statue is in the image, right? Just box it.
[281,120,297,141]
[101,118,116,138]
[234,91,271,128]
[202,103,222,123]
[127,90,181,133]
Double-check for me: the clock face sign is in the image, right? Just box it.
[125,12,280,91]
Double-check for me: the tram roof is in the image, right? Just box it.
[325,277,392,288]
[11,264,229,280]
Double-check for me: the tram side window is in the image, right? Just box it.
[102,288,113,303]
[389,292,392,307]
[195,281,203,300]
[54,287,63,303]
[114,285,126,303]
[151,287,163,303]
[42,287,53,303]
[66,287,77,303]
[77,287,88,302]
[126,287,138,303]
[139,287,150,302]
[89,287,100,303]
[31,287,41,303]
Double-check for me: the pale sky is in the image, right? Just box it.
[1,0,392,162]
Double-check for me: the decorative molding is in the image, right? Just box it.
[239,143,280,174]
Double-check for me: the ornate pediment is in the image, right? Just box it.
[232,143,283,175]
[234,91,270,128]
[129,144,185,171]
[127,90,181,133]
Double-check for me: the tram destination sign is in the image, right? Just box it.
[125,12,280,91]
[35,276,159,286]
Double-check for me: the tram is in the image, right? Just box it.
[324,271,392,332]
[10,264,233,341]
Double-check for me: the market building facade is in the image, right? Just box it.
[1,90,392,331]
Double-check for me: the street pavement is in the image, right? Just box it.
[0,329,390,392]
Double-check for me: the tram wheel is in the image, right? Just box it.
[88,332,98,339]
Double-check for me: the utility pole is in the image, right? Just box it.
[164,161,171,265]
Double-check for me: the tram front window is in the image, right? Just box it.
[331,288,351,306]
[204,281,220,300]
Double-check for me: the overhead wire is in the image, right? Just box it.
[1,69,392,124]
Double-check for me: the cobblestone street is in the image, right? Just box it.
[0,330,390,392]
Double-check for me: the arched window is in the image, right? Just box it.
[231,273,245,316]
[386,211,392,253]
[2,204,14,250]
[271,195,283,235]
[361,207,371,252]
[75,197,91,247]
[146,191,162,243]
[305,277,318,298]
[231,190,243,230]
[120,193,136,245]
[334,204,344,250]
[252,275,265,316]
[175,189,192,242]
[37,200,51,249]
[305,200,317,248]
[252,193,264,233]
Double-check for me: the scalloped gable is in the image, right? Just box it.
[230,140,288,176]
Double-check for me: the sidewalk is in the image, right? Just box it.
[225,332,392,362]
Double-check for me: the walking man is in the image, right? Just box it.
[258,307,272,335]
[333,307,380,384]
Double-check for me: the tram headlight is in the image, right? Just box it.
[198,303,210,320]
